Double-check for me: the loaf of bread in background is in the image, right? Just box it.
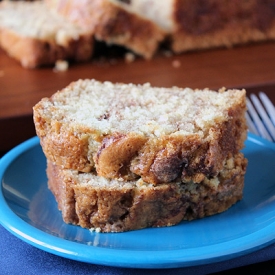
[33,79,247,185]
[0,0,94,68]
[114,0,275,53]
[47,152,247,232]
[2,0,275,67]
[45,0,165,59]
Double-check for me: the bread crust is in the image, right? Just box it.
[45,0,165,58]
[47,152,247,232]
[33,80,247,185]
[47,159,79,224]
[0,27,94,69]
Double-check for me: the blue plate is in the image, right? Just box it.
[1,134,275,269]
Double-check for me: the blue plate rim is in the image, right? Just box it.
[1,134,275,269]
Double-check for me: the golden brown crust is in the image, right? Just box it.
[47,152,247,232]
[45,0,165,58]
[47,159,79,224]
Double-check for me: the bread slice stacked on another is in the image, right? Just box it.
[0,0,94,68]
[47,153,246,233]
[33,79,248,232]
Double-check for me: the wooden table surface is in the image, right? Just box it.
[1,42,275,152]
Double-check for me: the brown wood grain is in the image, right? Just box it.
[1,42,275,151]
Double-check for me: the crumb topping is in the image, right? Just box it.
[44,79,245,137]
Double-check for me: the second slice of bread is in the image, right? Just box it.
[47,152,247,232]
[33,79,247,185]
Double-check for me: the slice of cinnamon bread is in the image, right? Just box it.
[33,79,247,185]
[47,152,247,232]
[0,1,94,68]
[45,0,165,59]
